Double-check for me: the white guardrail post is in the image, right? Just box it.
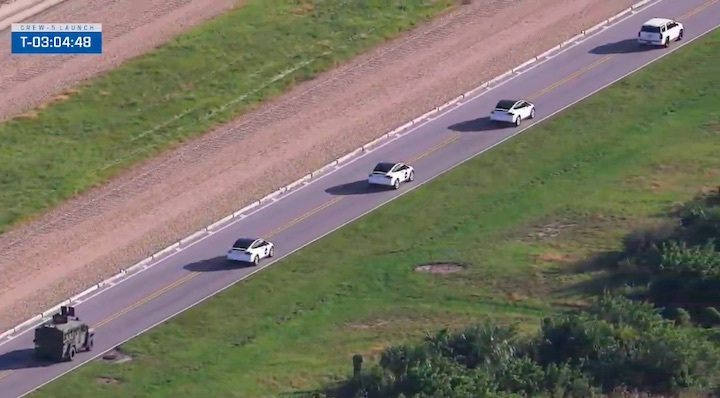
[0,0,660,342]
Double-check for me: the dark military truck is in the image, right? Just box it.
[33,306,94,362]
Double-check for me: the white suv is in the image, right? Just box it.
[637,18,684,47]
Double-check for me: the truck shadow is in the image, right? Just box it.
[0,348,54,371]
[589,39,657,54]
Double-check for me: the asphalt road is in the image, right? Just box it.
[1,0,720,396]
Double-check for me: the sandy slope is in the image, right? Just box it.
[0,0,636,330]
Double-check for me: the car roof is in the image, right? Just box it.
[233,238,259,247]
[373,162,404,174]
[643,18,672,27]
[375,161,399,168]
[495,99,520,108]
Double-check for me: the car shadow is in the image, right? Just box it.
[325,180,388,196]
[0,348,54,371]
[589,39,658,55]
[448,117,509,133]
[183,256,250,272]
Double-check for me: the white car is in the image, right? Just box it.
[227,237,275,265]
[489,99,535,127]
[367,162,415,190]
[637,18,683,47]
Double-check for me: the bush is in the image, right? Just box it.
[495,358,597,397]
[655,241,720,276]
[639,240,720,313]
[622,223,677,260]
[698,307,720,328]
[662,307,692,326]
[677,193,720,245]
[423,324,520,369]
[585,293,665,330]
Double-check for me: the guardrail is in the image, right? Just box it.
[0,0,655,343]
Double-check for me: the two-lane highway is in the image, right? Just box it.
[1,0,719,396]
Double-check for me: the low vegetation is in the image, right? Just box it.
[28,19,720,398]
[0,0,454,232]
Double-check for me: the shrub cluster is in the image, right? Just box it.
[326,295,718,398]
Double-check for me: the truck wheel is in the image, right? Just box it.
[68,346,76,361]
[87,337,94,351]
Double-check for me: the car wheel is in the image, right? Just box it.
[529,108,535,119]
[663,37,670,47]
[252,256,260,266]
[87,336,94,351]
[68,346,76,361]
[268,247,275,258]
[393,179,400,190]
[678,29,683,41]
[407,171,415,182]
[514,116,521,127]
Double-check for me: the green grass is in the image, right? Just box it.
[29,27,720,398]
[0,0,455,232]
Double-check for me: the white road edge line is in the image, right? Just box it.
[0,0,660,343]
[18,18,720,398]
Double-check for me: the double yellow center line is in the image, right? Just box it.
[405,133,461,164]
[682,0,718,18]
[529,55,614,100]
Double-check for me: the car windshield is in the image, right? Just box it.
[373,162,395,173]
[495,100,516,111]
[232,238,255,250]
[641,25,661,33]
